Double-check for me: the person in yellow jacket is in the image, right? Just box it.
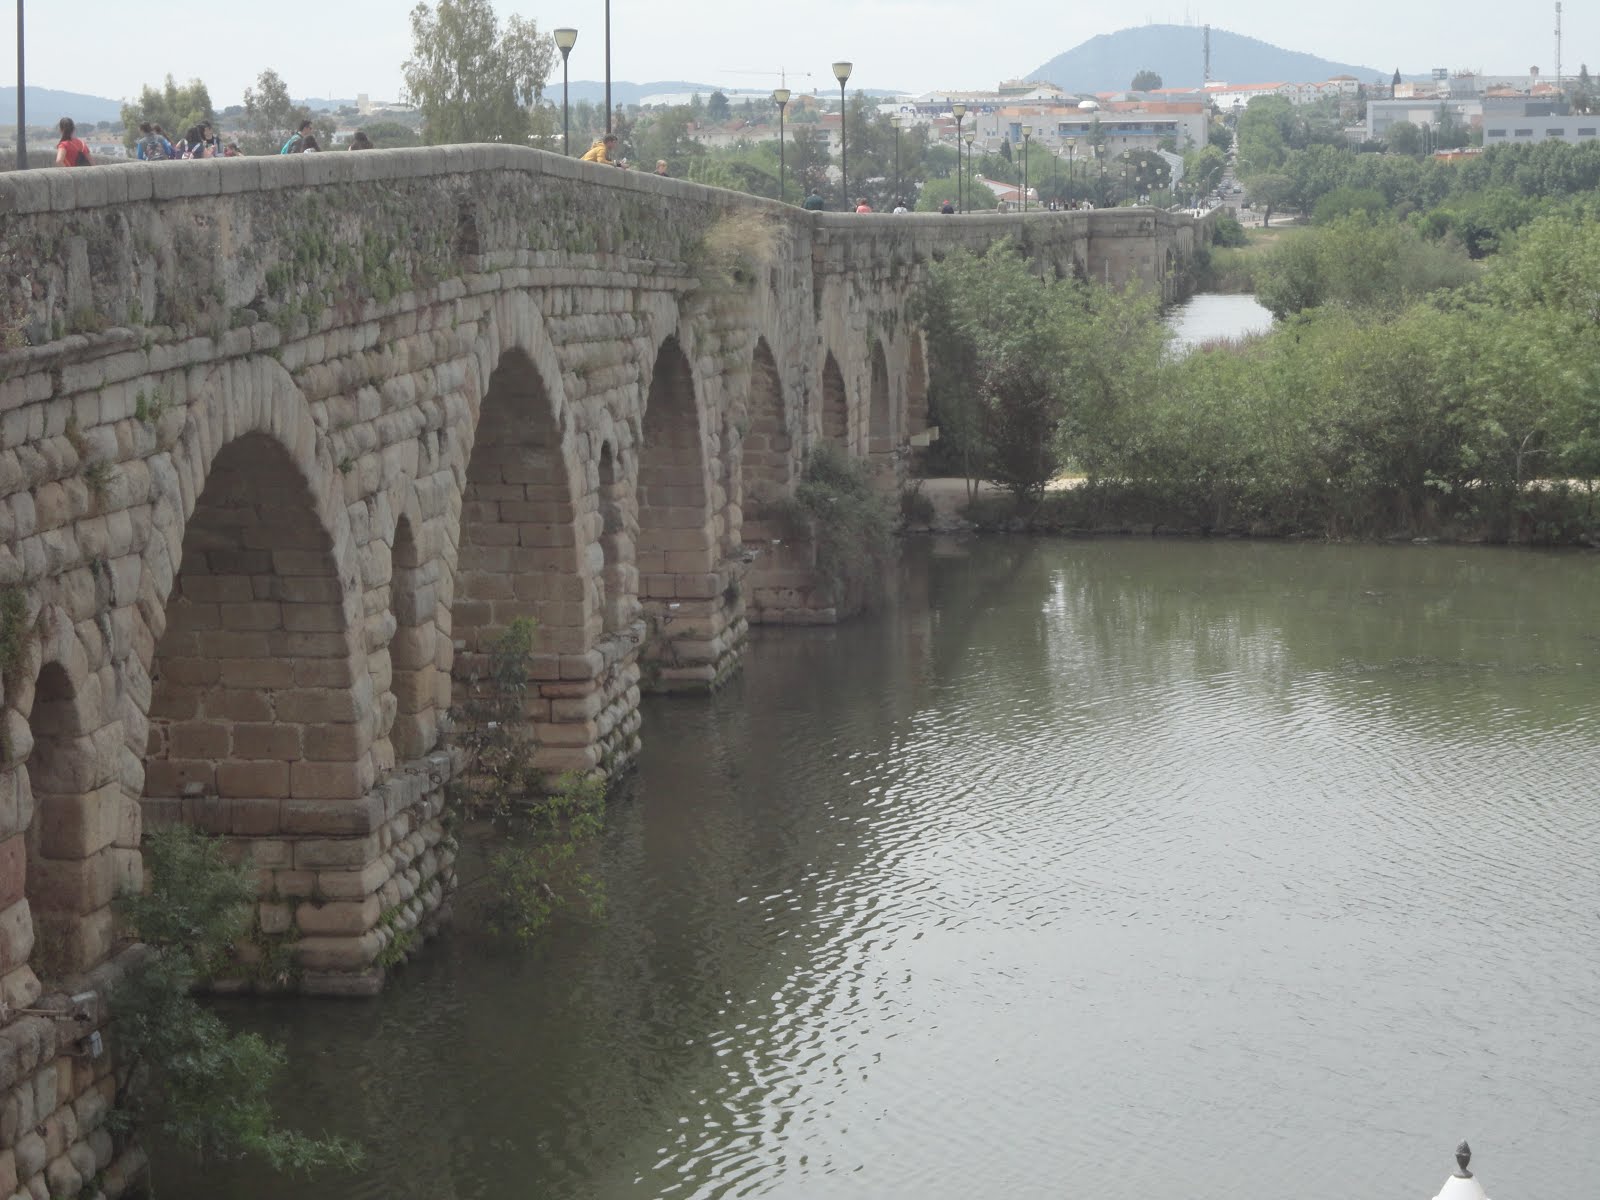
[581,134,621,165]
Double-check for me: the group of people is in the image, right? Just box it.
[133,120,238,161]
[51,114,378,167]
[576,134,668,177]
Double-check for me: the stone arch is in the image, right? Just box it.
[389,511,442,761]
[142,430,372,823]
[596,442,633,637]
[868,340,893,464]
[906,334,930,439]
[455,349,588,658]
[821,351,849,450]
[638,336,714,607]
[23,651,128,980]
[740,337,791,545]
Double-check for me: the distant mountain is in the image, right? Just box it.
[0,87,124,125]
[1029,26,1390,93]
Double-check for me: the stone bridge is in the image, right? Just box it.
[0,146,1209,1194]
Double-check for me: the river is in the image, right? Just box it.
[160,538,1600,1200]
[1166,292,1274,352]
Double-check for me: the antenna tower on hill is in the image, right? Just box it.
[1203,24,1212,84]
[1555,2,1563,92]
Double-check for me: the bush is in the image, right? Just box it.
[1211,213,1248,247]
[113,826,361,1173]
[775,444,896,608]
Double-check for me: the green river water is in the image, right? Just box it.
[162,537,1599,1200]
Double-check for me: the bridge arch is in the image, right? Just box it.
[868,340,893,468]
[637,335,714,610]
[820,351,849,452]
[455,348,588,660]
[738,337,791,546]
[141,427,372,825]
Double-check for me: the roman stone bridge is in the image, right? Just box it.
[0,145,1209,1194]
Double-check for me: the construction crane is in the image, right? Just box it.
[721,69,816,96]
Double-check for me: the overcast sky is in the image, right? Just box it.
[5,0,1593,107]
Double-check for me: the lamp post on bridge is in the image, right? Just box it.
[14,0,25,171]
[1021,124,1032,211]
[951,103,966,211]
[1065,136,1076,204]
[963,130,974,210]
[773,87,791,201]
[553,27,577,155]
[892,112,903,205]
[833,60,853,210]
[603,0,612,134]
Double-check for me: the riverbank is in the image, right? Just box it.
[909,477,1600,548]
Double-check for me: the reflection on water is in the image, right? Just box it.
[1166,292,1275,352]
[164,539,1600,1200]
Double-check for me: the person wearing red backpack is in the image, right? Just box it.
[55,117,93,167]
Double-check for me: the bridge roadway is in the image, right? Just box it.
[0,139,1210,1200]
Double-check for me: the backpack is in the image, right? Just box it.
[280,133,302,155]
[59,138,91,167]
[138,133,168,161]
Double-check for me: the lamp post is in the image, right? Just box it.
[892,113,902,206]
[603,0,612,134]
[833,61,853,209]
[1021,123,1031,211]
[951,102,966,212]
[1065,136,1076,202]
[963,130,974,211]
[554,27,577,155]
[14,0,25,171]
[773,87,791,202]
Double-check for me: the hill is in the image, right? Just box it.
[1029,26,1387,93]
[0,87,124,126]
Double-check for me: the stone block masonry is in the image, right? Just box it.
[0,144,1208,1194]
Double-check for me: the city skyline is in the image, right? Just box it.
[3,0,1596,111]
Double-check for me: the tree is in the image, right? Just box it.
[706,91,731,121]
[1246,172,1296,225]
[1386,120,1422,156]
[1131,70,1163,91]
[120,76,215,149]
[241,70,325,154]
[403,0,555,145]
[363,120,422,148]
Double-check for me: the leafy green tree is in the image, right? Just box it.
[403,0,555,145]
[1246,172,1296,225]
[1312,186,1386,224]
[1185,144,1226,195]
[114,826,362,1171]
[1386,120,1423,156]
[1131,70,1163,91]
[362,120,422,148]
[120,76,215,150]
[241,69,320,154]
[706,91,731,121]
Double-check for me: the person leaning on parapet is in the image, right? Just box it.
[854,197,872,213]
[940,198,955,214]
[654,159,668,176]
[55,118,93,167]
[580,134,621,165]
[280,120,314,154]
[349,130,375,150]
[802,189,825,211]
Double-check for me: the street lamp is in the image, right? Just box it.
[891,113,902,206]
[1065,136,1076,201]
[951,102,966,211]
[14,0,25,171]
[1021,123,1032,211]
[553,27,577,155]
[833,61,853,209]
[603,0,612,134]
[963,130,975,211]
[773,87,791,201]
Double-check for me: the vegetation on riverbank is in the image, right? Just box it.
[773,445,897,609]
[920,214,1600,545]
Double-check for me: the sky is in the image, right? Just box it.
[3,0,1594,107]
